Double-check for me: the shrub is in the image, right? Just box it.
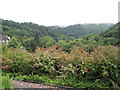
[2,48,33,74]
[2,45,119,88]
[1,76,12,89]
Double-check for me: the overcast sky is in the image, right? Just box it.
[0,0,119,26]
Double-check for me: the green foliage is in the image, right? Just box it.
[74,80,109,88]
[2,19,114,43]
[101,37,118,46]
[2,48,33,74]
[8,37,20,48]
[100,23,118,39]
[29,32,41,51]
[2,19,118,52]
[22,38,32,51]
[100,23,119,45]
[39,36,56,48]
[1,76,12,89]
[49,24,113,39]
[57,40,82,53]
[2,45,119,88]
[1,19,120,89]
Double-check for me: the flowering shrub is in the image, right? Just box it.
[2,48,33,74]
[34,45,119,87]
[2,45,119,88]
[0,56,13,71]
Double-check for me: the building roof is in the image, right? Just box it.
[0,35,10,41]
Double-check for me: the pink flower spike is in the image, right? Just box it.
[85,69,89,72]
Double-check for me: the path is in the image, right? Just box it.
[12,80,57,89]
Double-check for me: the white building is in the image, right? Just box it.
[0,35,10,43]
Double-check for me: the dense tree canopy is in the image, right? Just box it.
[1,19,113,40]
[1,19,119,52]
